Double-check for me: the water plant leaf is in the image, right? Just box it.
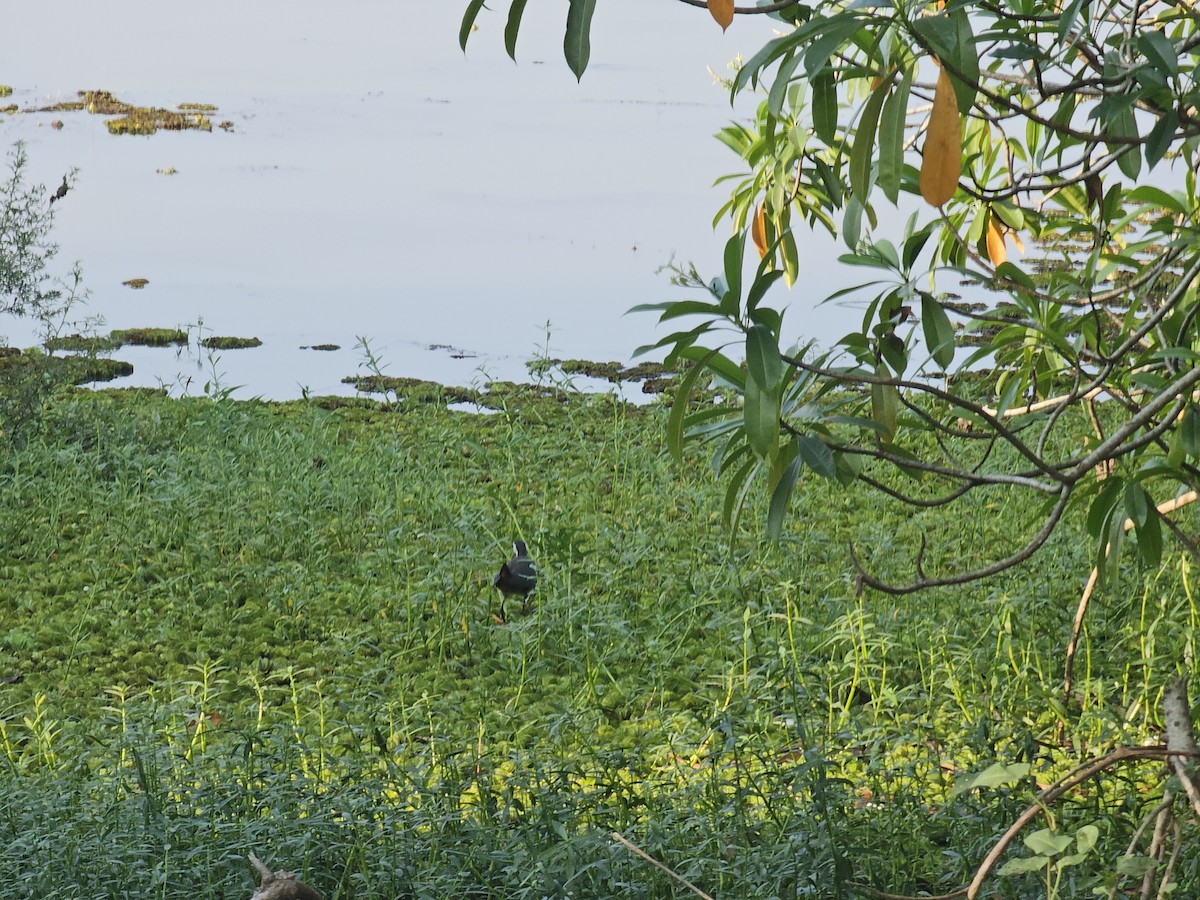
[919,66,961,207]
[708,0,734,32]
[564,0,597,81]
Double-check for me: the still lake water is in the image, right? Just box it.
[3,2,853,399]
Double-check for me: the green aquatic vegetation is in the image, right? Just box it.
[109,327,187,347]
[0,388,1193,896]
[35,90,219,137]
[199,336,262,350]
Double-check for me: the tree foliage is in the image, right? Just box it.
[465,0,1200,605]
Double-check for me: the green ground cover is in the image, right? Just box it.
[0,387,1194,897]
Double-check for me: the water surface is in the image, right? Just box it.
[3,3,851,397]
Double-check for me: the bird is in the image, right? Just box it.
[493,540,537,622]
[248,853,323,900]
[49,175,68,205]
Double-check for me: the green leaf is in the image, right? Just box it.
[850,75,890,202]
[1057,0,1086,43]
[1134,506,1162,568]
[459,0,488,51]
[1183,404,1200,456]
[745,374,781,461]
[667,350,722,465]
[1073,824,1100,855]
[1124,482,1150,528]
[997,855,1049,876]
[877,66,914,204]
[1087,477,1125,539]
[747,269,785,316]
[812,68,838,144]
[920,293,955,369]
[722,455,758,535]
[870,378,898,445]
[1115,856,1159,877]
[948,761,1031,799]
[746,324,783,396]
[1145,110,1179,169]
[767,441,803,538]
[722,231,747,315]
[504,0,530,60]
[1024,829,1073,857]
[1138,31,1179,77]
[767,53,803,118]
[564,0,597,81]
[796,434,837,480]
[912,9,978,115]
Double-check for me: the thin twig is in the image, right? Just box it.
[611,832,715,900]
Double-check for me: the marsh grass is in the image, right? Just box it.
[0,388,1196,897]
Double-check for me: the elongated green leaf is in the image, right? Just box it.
[767,441,803,539]
[1182,404,1200,456]
[1145,110,1178,169]
[1100,504,1125,587]
[668,349,721,464]
[870,377,898,445]
[767,53,803,117]
[1057,0,1086,43]
[678,345,745,388]
[746,323,784,391]
[722,231,747,316]
[504,0,530,60]
[459,0,487,51]
[811,67,838,144]
[796,434,836,480]
[1124,482,1150,528]
[877,66,913,204]
[745,373,781,461]
[1138,31,1179,77]
[747,269,785,316]
[850,75,891,202]
[723,455,758,535]
[912,9,978,115]
[920,292,955,369]
[564,0,597,81]
[1135,506,1163,568]
[733,31,801,96]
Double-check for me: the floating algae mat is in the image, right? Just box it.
[35,89,231,135]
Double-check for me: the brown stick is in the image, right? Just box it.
[966,745,1171,899]
[611,832,715,900]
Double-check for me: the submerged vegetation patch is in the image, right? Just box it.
[200,335,262,350]
[109,327,187,347]
[32,90,222,136]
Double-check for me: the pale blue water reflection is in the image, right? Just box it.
[3,2,853,398]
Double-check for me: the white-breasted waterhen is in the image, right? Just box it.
[493,540,537,622]
[49,176,69,205]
